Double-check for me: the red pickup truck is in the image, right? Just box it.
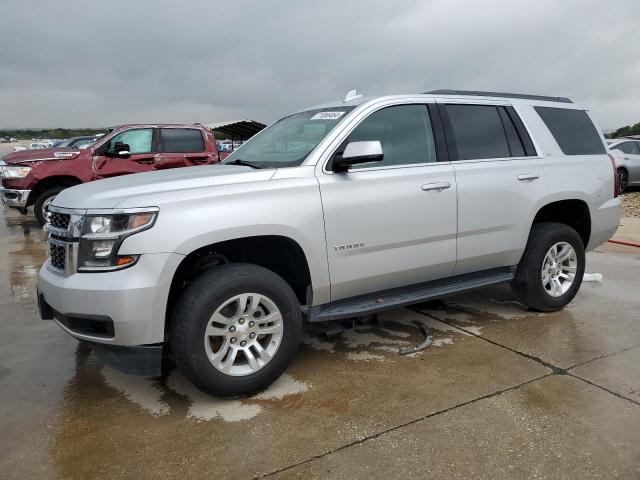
[1,124,226,225]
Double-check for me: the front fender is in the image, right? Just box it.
[118,174,331,304]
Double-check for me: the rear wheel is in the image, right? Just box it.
[511,222,585,312]
[34,187,64,226]
[170,263,302,397]
[618,168,628,193]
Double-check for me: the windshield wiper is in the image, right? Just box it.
[224,159,262,169]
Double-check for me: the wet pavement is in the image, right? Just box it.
[0,206,639,479]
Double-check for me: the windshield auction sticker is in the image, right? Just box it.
[311,111,346,120]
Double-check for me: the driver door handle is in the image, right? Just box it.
[135,157,155,165]
[518,173,539,181]
[422,182,451,192]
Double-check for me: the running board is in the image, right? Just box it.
[305,267,515,322]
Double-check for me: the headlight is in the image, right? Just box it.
[2,165,31,178]
[78,209,158,271]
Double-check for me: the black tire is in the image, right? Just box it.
[511,222,585,312]
[618,168,628,194]
[170,263,302,397]
[34,187,64,226]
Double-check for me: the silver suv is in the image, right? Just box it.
[37,90,621,396]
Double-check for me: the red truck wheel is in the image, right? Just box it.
[34,187,64,226]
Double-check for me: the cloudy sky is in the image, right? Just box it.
[1,0,639,130]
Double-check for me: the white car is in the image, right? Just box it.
[608,137,640,192]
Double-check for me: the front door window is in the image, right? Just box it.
[106,129,153,154]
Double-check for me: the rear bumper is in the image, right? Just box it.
[588,197,621,251]
[1,187,30,208]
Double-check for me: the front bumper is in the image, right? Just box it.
[1,187,30,208]
[37,252,184,347]
[38,292,163,375]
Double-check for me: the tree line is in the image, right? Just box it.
[0,128,107,140]
[606,122,640,139]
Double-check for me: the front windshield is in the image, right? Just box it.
[223,107,354,168]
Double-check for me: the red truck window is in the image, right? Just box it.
[160,128,205,153]
[107,129,153,154]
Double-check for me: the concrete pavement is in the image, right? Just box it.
[0,206,639,479]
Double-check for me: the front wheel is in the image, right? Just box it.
[170,263,302,397]
[34,187,64,226]
[511,222,585,312]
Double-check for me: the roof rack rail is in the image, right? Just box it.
[424,89,572,104]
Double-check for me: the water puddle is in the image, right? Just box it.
[102,366,310,422]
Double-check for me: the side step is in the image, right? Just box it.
[306,267,515,322]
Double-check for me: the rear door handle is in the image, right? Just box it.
[517,173,539,181]
[422,182,451,191]
[185,155,210,163]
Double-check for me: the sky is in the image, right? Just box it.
[1,0,639,131]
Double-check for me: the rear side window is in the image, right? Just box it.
[160,128,205,153]
[613,141,640,155]
[534,107,605,155]
[446,105,510,160]
[498,108,525,157]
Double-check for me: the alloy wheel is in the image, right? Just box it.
[203,293,284,376]
[541,241,578,297]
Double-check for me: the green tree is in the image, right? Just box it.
[609,122,640,139]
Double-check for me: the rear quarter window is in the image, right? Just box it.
[534,107,605,155]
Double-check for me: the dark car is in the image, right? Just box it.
[53,135,102,149]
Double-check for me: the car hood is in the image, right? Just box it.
[1,147,82,164]
[52,165,276,209]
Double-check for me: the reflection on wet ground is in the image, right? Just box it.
[1,207,639,479]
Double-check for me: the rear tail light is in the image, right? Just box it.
[609,154,620,198]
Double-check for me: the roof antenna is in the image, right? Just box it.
[344,89,363,103]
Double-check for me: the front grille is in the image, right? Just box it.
[50,243,66,270]
[50,211,71,230]
[46,208,82,276]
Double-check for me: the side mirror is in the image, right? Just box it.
[332,141,383,172]
[106,142,131,158]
